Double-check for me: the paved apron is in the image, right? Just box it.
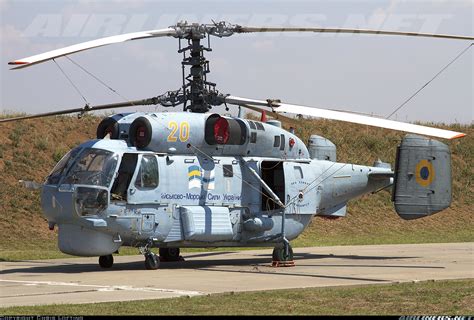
[1,242,472,307]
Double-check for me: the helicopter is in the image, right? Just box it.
[3,21,472,270]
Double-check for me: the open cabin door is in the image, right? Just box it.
[111,153,138,202]
[260,161,285,211]
[110,153,161,204]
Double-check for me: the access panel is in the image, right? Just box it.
[180,206,234,241]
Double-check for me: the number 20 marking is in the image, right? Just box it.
[167,121,190,142]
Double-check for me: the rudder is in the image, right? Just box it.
[392,134,452,220]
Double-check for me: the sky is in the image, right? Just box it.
[0,0,473,124]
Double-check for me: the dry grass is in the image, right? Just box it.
[0,115,100,257]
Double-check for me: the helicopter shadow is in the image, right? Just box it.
[0,250,429,276]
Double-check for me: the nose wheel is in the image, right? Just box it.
[144,252,160,270]
[140,239,160,270]
[99,255,114,268]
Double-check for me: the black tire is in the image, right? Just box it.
[145,253,160,270]
[99,255,114,268]
[159,248,181,261]
[272,246,294,262]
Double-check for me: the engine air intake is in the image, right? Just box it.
[205,114,247,145]
[96,117,119,139]
[129,117,152,148]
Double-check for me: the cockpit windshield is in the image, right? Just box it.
[46,147,82,185]
[62,149,118,187]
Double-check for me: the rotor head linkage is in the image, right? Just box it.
[171,21,241,39]
[173,22,235,113]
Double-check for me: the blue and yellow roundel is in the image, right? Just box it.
[415,159,435,187]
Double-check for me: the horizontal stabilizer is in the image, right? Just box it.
[368,172,394,180]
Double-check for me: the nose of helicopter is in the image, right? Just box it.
[41,185,76,224]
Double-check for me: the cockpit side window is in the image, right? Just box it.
[135,155,159,189]
[111,153,138,201]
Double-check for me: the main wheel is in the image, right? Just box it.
[159,248,182,261]
[144,253,160,270]
[272,246,294,262]
[99,255,114,268]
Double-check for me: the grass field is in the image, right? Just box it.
[1,279,472,315]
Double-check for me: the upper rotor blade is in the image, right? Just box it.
[224,96,466,140]
[0,97,159,123]
[237,26,474,41]
[8,28,177,69]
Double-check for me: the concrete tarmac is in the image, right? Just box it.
[1,242,473,307]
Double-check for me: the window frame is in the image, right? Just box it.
[223,164,234,177]
[134,154,159,190]
[273,135,281,148]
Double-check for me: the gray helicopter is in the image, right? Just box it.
[3,21,471,270]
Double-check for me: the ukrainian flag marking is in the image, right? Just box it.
[188,165,202,189]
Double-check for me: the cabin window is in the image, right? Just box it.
[223,165,233,177]
[280,134,285,151]
[135,155,159,189]
[294,166,304,179]
[248,121,256,130]
[273,135,281,148]
[255,122,265,131]
[250,132,257,143]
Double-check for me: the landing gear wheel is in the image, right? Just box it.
[99,255,114,268]
[272,246,293,261]
[272,245,295,267]
[144,252,160,270]
[159,248,183,262]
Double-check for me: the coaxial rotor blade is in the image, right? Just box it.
[236,26,474,41]
[0,97,159,123]
[9,22,473,70]
[224,96,466,140]
[8,28,177,69]
[240,104,298,125]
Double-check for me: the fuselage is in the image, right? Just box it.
[41,113,392,256]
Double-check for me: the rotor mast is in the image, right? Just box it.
[173,21,238,113]
[179,23,214,113]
